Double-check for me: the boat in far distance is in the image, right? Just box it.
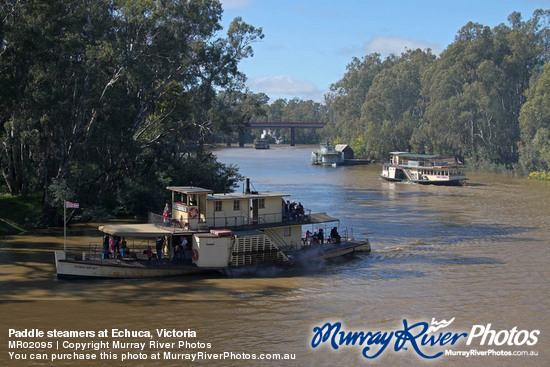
[380,151,466,185]
[311,142,344,166]
[254,138,270,149]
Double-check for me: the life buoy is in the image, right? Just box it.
[192,249,199,261]
[189,207,199,219]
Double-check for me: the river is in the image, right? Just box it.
[1,145,548,366]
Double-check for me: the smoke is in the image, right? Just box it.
[221,247,330,278]
[260,129,283,144]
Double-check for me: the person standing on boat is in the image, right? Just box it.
[146,246,153,264]
[285,200,291,222]
[156,236,164,265]
[114,236,120,254]
[120,237,127,258]
[296,202,304,221]
[330,227,341,244]
[163,203,170,226]
[304,230,312,246]
[102,234,109,259]
[179,237,187,261]
[289,201,297,221]
[318,228,324,245]
[109,236,115,254]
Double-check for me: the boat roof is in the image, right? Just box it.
[390,152,440,159]
[166,186,214,194]
[207,192,290,200]
[99,223,176,237]
[308,212,340,223]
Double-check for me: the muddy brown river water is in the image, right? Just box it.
[1,146,548,366]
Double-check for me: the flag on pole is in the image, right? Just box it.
[65,201,79,209]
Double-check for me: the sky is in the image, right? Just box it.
[219,0,550,103]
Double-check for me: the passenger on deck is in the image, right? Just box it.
[286,200,291,222]
[146,246,153,264]
[304,230,312,246]
[312,231,319,244]
[156,237,164,265]
[330,227,341,244]
[290,201,297,221]
[102,234,109,259]
[163,203,170,226]
[178,237,187,260]
[121,237,127,258]
[114,236,120,254]
[109,236,115,254]
[318,228,324,245]
[296,202,304,221]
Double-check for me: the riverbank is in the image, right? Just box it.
[0,193,42,235]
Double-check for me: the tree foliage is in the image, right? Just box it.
[325,10,550,168]
[518,62,550,173]
[0,0,262,223]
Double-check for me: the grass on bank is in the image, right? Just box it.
[0,193,43,235]
[528,170,550,180]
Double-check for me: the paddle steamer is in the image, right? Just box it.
[55,179,370,278]
[380,152,466,185]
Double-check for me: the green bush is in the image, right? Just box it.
[0,193,43,234]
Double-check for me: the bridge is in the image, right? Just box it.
[247,121,326,146]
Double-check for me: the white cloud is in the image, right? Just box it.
[365,36,443,56]
[337,44,364,57]
[247,75,322,100]
[220,0,251,10]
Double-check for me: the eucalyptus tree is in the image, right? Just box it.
[0,0,263,220]
[518,62,550,172]
[359,49,436,160]
[422,10,550,165]
[210,89,269,145]
[328,54,383,143]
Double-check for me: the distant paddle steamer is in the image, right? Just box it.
[311,142,345,166]
[380,152,466,185]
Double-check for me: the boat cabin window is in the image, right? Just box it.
[233,200,240,211]
[215,201,222,211]
[258,198,265,209]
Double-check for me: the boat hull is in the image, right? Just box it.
[55,240,370,279]
[380,175,465,186]
[253,139,270,149]
[289,240,370,263]
[55,251,209,279]
[318,241,370,259]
